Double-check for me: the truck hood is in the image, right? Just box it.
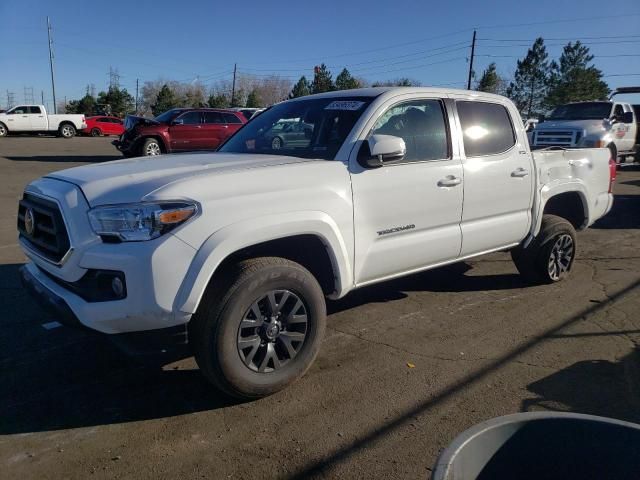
[536,119,607,132]
[46,152,317,206]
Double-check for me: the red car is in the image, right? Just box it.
[83,116,125,137]
[112,108,246,157]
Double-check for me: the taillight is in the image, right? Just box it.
[608,157,617,193]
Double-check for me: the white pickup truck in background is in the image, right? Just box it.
[531,87,640,165]
[17,87,615,400]
[0,104,86,138]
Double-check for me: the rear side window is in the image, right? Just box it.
[457,101,515,157]
[223,113,242,124]
[204,112,224,124]
[29,106,42,114]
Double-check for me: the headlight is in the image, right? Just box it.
[88,202,197,241]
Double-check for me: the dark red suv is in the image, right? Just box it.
[113,108,246,157]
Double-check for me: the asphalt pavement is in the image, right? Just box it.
[1,136,638,479]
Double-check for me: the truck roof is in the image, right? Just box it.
[289,87,508,103]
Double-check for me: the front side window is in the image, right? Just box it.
[12,106,28,114]
[370,99,449,162]
[457,101,515,157]
[219,96,374,159]
[176,111,202,125]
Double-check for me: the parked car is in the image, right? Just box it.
[259,119,313,149]
[82,116,125,137]
[112,108,246,157]
[18,88,614,400]
[531,87,640,165]
[228,107,265,121]
[0,105,86,138]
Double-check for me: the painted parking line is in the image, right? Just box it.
[42,321,63,330]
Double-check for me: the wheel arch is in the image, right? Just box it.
[138,135,168,153]
[175,212,353,315]
[535,185,589,235]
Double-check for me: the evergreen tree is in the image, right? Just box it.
[372,78,420,87]
[545,41,609,108]
[66,94,96,115]
[207,94,228,108]
[97,86,135,117]
[245,89,261,108]
[311,64,334,94]
[477,63,502,94]
[151,84,179,116]
[335,68,360,90]
[506,38,551,118]
[289,76,311,98]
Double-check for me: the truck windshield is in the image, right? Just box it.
[218,96,374,160]
[548,102,612,121]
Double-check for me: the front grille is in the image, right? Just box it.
[17,193,71,263]
[534,130,579,147]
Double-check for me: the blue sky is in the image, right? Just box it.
[1,0,639,110]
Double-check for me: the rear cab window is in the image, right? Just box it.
[456,101,516,157]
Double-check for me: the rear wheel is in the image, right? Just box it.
[140,138,161,156]
[190,257,326,400]
[271,136,283,150]
[90,128,102,137]
[59,123,76,138]
[511,214,577,284]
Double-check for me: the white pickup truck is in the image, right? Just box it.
[0,104,86,138]
[531,87,640,165]
[17,88,615,399]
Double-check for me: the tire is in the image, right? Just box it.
[271,136,283,150]
[190,257,326,400]
[140,138,162,156]
[59,123,76,138]
[511,214,577,284]
[0,123,7,137]
[90,128,102,137]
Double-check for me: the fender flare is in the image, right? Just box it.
[533,181,590,236]
[174,211,353,315]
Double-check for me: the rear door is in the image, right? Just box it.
[454,99,534,256]
[222,112,244,143]
[202,111,226,148]
[28,106,48,130]
[168,110,204,150]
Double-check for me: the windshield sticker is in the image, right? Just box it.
[324,101,366,111]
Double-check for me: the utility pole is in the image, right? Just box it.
[47,16,57,113]
[466,30,476,90]
[135,78,139,114]
[231,63,237,107]
[41,90,45,105]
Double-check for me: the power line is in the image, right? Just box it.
[478,34,640,42]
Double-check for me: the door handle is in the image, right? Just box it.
[22,115,28,118]
[511,168,529,178]
[437,176,462,187]
[195,125,202,128]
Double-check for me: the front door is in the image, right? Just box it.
[6,106,31,131]
[453,98,534,256]
[169,111,204,150]
[612,103,636,152]
[351,98,464,285]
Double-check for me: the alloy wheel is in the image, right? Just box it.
[237,290,308,373]
[548,234,574,281]
[146,142,161,155]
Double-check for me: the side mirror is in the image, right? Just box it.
[623,111,634,124]
[172,118,184,125]
[359,134,406,168]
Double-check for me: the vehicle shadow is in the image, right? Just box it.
[328,262,526,315]
[0,263,238,435]
[521,342,640,424]
[5,155,120,163]
[591,194,640,229]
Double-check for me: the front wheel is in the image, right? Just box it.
[271,136,283,150]
[511,214,577,284]
[0,123,8,137]
[190,257,326,400]
[140,138,161,156]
